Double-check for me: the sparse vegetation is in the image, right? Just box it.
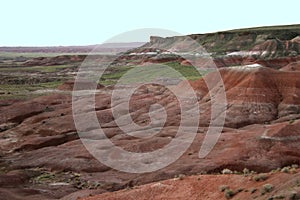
[236,188,244,193]
[99,62,208,86]
[243,168,250,175]
[253,174,268,182]
[0,64,75,73]
[32,171,56,183]
[174,174,185,180]
[261,184,274,194]
[222,168,233,174]
[219,185,229,192]
[281,166,291,173]
[31,169,102,190]
[289,119,295,124]
[219,185,244,199]
[272,194,285,199]
[250,188,257,194]
[0,81,64,100]
[291,164,299,169]
[290,168,297,174]
[178,174,185,180]
[164,61,207,80]
[224,189,235,199]
[288,191,300,200]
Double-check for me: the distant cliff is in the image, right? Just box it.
[145,25,300,56]
[119,24,300,69]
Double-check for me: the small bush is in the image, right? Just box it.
[292,164,299,169]
[250,188,257,194]
[262,184,274,193]
[272,195,285,199]
[295,180,300,187]
[281,167,291,173]
[243,168,250,175]
[219,185,229,192]
[236,188,244,193]
[288,192,299,200]
[224,189,235,199]
[177,174,185,180]
[289,119,295,124]
[222,169,233,174]
[253,174,268,182]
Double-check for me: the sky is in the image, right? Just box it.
[1,0,299,46]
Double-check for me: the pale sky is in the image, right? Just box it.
[1,0,299,46]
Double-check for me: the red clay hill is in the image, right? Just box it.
[0,64,300,199]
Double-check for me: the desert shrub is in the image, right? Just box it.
[250,188,257,194]
[236,188,244,193]
[175,174,185,180]
[272,195,285,199]
[288,192,300,200]
[243,168,250,175]
[281,166,291,173]
[224,189,235,199]
[261,183,274,194]
[253,174,268,182]
[291,164,299,169]
[222,168,233,174]
[219,185,229,192]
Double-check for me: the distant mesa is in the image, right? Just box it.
[0,42,145,54]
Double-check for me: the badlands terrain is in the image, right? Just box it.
[0,24,300,200]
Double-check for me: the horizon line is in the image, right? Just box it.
[1,23,299,48]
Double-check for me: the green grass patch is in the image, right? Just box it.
[0,81,63,100]
[99,65,134,85]
[0,52,113,59]
[99,62,208,86]
[0,81,62,92]
[164,61,208,80]
[0,64,75,73]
